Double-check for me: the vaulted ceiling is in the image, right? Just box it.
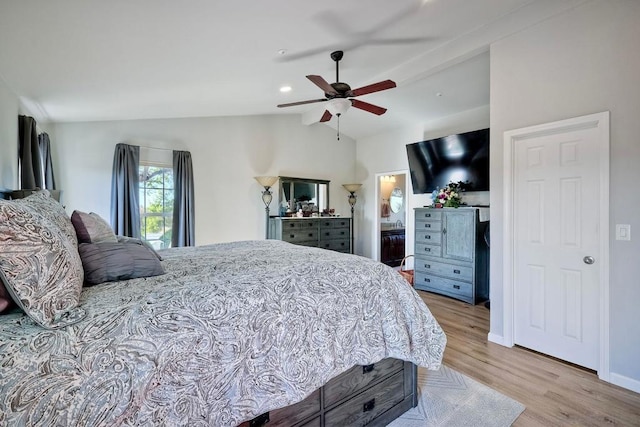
[0,0,586,139]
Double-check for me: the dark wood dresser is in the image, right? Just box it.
[269,217,351,253]
[240,359,417,427]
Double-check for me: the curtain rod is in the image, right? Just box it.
[138,145,174,152]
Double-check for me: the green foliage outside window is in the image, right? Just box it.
[139,165,174,249]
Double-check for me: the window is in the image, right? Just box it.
[139,164,174,249]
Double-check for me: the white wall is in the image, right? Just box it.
[53,115,356,245]
[356,105,490,261]
[490,0,640,387]
[0,78,19,190]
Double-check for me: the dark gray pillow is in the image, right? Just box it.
[116,235,164,261]
[78,242,165,285]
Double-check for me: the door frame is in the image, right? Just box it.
[373,170,409,263]
[502,111,610,380]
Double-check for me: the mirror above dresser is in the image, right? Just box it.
[278,176,330,217]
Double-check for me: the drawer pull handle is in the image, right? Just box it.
[363,364,375,374]
[249,412,270,427]
[325,232,330,236]
[425,213,431,218]
[363,398,376,412]
[453,285,461,289]
[426,235,431,239]
[425,278,431,283]
[425,264,431,269]
[424,247,431,252]
[443,228,447,234]
[289,235,295,238]
[453,269,461,274]
[308,233,313,237]
[425,223,431,228]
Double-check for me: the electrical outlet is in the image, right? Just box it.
[616,224,631,241]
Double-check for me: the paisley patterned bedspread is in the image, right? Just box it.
[0,240,446,426]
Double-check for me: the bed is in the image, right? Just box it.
[0,193,446,426]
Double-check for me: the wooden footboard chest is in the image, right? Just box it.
[240,359,417,427]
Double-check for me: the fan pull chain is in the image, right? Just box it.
[337,115,340,140]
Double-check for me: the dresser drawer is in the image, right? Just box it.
[414,259,473,282]
[298,417,320,427]
[325,371,404,426]
[282,230,318,243]
[266,389,320,427]
[415,218,442,231]
[324,358,404,407]
[320,218,350,229]
[415,273,473,297]
[281,219,318,230]
[319,227,349,240]
[319,239,350,253]
[415,210,442,221]
[415,242,442,257]
[415,230,442,245]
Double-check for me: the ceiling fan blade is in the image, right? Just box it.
[351,99,387,116]
[350,80,396,97]
[307,75,338,95]
[319,110,332,122]
[277,99,327,108]
[365,36,437,46]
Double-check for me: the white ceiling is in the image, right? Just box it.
[0,0,585,139]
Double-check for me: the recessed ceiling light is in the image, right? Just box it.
[280,86,292,93]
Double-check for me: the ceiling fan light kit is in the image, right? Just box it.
[326,98,351,116]
[277,50,397,133]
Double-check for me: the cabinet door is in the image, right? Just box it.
[443,211,474,262]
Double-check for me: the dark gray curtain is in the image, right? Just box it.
[172,150,195,247]
[111,143,140,238]
[18,115,43,189]
[38,133,56,190]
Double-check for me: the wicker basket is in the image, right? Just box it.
[399,255,414,286]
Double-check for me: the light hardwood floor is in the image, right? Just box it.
[418,290,640,426]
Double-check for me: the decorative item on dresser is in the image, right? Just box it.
[254,176,279,239]
[269,217,351,253]
[414,207,489,304]
[342,183,362,254]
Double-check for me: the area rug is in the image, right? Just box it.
[387,365,525,427]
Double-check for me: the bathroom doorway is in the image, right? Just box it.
[374,170,408,268]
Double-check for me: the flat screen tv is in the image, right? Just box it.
[406,128,489,194]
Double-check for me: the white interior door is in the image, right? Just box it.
[513,121,603,370]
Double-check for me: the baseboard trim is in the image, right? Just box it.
[487,332,511,346]
[609,372,640,394]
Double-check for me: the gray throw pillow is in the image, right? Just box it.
[78,242,165,285]
[71,211,118,244]
[116,235,164,261]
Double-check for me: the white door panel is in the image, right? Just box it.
[514,126,600,369]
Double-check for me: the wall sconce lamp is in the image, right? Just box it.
[254,176,279,239]
[342,183,362,253]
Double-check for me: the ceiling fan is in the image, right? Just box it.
[277,50,396,124]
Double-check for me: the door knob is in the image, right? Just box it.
[583,256,595,265]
